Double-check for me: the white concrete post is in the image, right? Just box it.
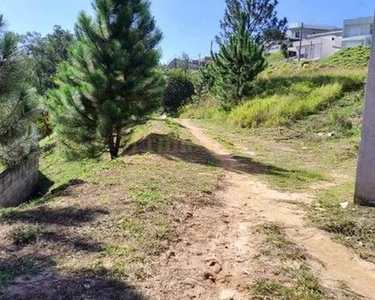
[355,13,375,206]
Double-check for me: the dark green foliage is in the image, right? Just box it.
[195,62,217,96]
[0,16,40,167]
[163,72,195,113]
[212,14,267,107]
[22,26,75,95]
[21,27,75,138]
[48,0,165,160]
[216,0,287,46]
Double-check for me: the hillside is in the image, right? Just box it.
[182,47,368,131]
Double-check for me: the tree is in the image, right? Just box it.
[212,13,266,108]
[21,27,74,138]
[216,0,287,47]
[48,0,165,160]
[22,26,75,95]
[0,15,40,167]
[163,71,195,113]
[195,62,216,96]
[177,52,190,71]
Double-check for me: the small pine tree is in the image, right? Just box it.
[212,13,266,108]
[48,0,165,160]
[216,0,287,47]
[0,15,40,167]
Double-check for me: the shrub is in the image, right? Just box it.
[163,73,195,113]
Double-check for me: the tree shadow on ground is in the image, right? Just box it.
[123,133,311,180]
[31,171,55,199]
[0,264,148,300]
[123,133,219,167]
[1,206,109,226]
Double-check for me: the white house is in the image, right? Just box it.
[342,16,373,48]
[289,34,342,60]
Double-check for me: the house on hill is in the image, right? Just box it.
[289,31,343,60]
[289,23,341,40]
[342,16,373,48]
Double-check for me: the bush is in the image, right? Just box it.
[163,73,195,113]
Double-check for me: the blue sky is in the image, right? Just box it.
[0,0,373,63]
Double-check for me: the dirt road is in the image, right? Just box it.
[144,119,375,300]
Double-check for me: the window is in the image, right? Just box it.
[295,31,300,38]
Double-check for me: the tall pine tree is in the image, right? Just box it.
[0,14,40,167]
[48,0,164,160]
[212,13,266,108]
[216,0,287,47]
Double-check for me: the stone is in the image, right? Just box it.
[219,290,235,300]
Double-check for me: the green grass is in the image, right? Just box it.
[181,63,365,130]
[229,83,343,128]
[322,46,370,68]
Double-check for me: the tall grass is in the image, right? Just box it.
[180,95,227,121]
[229,83,343,128]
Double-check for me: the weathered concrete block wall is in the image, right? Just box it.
[0,153,39,207]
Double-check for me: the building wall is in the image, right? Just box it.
[292,36,342,60]
[0,153,39,207]
[342,17,373,48]
[344,24,372,37]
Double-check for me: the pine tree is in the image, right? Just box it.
[0,15,40,167]
[212,13,266,108]
[216,0,287,47]
[48,0,165,160]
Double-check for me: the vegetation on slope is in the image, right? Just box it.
[322,46,370,68]
[183,46,369,130]
[182,65,365,128]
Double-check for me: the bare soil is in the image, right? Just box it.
[142,119,375,299]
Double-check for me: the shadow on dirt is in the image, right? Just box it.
[1,206,109,226]
[123,133,219,167]
[0,266,148,300]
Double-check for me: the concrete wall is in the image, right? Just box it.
[0,153,39,207]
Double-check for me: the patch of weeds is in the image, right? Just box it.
[252,268,325,300]
[250,223,326,299]
[9,225,43,247]
[252,280,288,299]
[264,168,326,191]
[214,136,235,150]
[253,223,306,261]
[103,244,136,257]
[310,183,375,262]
